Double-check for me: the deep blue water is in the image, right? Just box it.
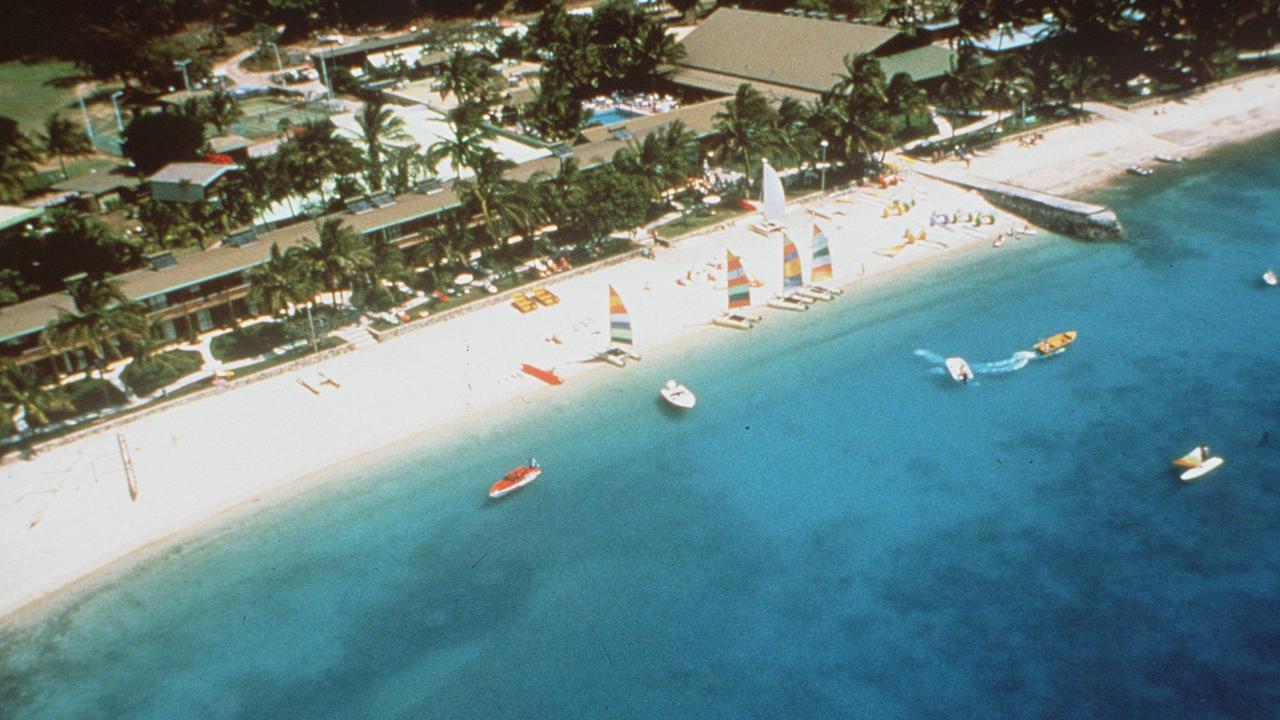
[586,107,644,127]
[4,136,1280,719]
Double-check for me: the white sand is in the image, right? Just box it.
[4,69,1280,623]
[923,70,1280,195]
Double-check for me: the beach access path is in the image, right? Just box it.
[5,67,1280,623]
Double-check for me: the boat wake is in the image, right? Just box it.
[914,349,1040,377]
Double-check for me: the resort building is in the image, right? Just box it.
[667,8,959,102]
[147,162,240,204]
[0,100,724,375]
[49,168,143,214]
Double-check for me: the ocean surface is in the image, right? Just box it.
[4,136,1280,719]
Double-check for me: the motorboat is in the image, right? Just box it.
[660,379,697,409]
[489,459,542,498]
[1034,330,1078,355]
[767,295,809,311]
[1173,446,1223,483]
[1127,166,1153,177]
[1263,269,1277,286]
[1155,154,1184,163]
[713,312,762,330]
[944,356,975,384]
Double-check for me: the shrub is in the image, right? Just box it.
[120,350,204,396]
[210,322,289,361]
[47,378,128,420]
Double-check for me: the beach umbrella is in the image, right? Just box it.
[453,273,475,286]
[703,194,721,206]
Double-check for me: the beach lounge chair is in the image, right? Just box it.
[532,287,560,306]
[512,293,539,313]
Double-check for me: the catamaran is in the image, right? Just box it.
[597,284,642,367]
[803,224,841,299]
[713,250,763,329]
[489,458,541,498]
[768,235,812,311]
[1173,445,1223,483]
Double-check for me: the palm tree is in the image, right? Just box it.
[0,117,39,202]
[43,275,149,378]
[438,49,499,105]
[0,359,72,430]
[885,73,930,134]
[710,84,780,192]
[205,90,243,135]
[355,98,408,191]
[247,243,310,317]
[426,115,496,182]
[41,113,94,180]
[454,153,544,253]
[939,46,988,121]
[986,62,1034,128]
[277,122,363,209]
[300,219,373,305]
[524,82,589,143]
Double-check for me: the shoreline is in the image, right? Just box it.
[4,70,1280,626]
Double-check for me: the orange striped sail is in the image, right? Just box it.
[726,250,751,309]
[811,224,833,282]
[782,234,803,291]
[608,284,633,346]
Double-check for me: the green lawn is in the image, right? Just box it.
[0,59,87,131]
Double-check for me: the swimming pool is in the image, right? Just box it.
[585,107,643,126]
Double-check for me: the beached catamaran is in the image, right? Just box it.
[769,235,811,311]
[597,284,642,367]
[796,224,842,301]
[713,250,763,329]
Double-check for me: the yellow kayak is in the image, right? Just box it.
[1034,330,1077,355]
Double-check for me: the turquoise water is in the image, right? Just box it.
[586,107,643,127]
[4,136,1280,718]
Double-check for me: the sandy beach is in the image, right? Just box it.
[4,69,1280,624]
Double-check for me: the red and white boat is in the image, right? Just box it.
[488,459,541,498]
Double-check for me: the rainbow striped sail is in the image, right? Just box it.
[811,224,833,282]
[608,284,633,346]
[726,250,752,309]
[782,234,803,291]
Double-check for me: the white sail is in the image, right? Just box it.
[761,159,786,222]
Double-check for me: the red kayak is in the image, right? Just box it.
[489,460,541,498]
[521,363,563,385]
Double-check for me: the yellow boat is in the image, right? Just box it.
[1034,330,1077,355]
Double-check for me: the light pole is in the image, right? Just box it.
[174,59,193,97]
[110,91,125,132]
[76,88,95,143]
[820,139,829,192]
[269,41,284,72]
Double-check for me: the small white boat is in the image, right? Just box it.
[660,379,696,409]
[944,356,975,384]
[767,295,809,311]
[1155,154,1184,163]
[1263,269,1277,286]
[1173,445,1224,483]
[1127,166,1153,177]
[713,312,761,330]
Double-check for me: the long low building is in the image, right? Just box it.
[0,100,726,375]
[667,7,958,102]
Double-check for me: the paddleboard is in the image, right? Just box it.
[1180,456,1224,482]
